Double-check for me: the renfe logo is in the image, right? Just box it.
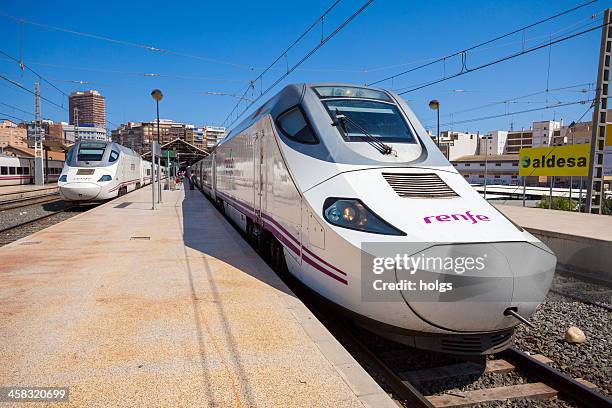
[424,210,490,224]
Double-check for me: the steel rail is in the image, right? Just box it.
[503,346,612,408]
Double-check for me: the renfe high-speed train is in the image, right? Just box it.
[59,141,160,202]
[192,84,556,354]
[0,155,64,186]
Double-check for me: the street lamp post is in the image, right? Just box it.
[428,100,440,148]
[151,89,163,203]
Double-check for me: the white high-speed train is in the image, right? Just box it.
[192,84,556,354]
[59,141,161,202]
[0,155,64,186]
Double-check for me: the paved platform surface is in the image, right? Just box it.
[495,204,612,241]
[0,185,395,407]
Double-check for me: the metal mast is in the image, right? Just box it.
[33,81,44,185]
[585,8,611,214]
[74,107,80,142]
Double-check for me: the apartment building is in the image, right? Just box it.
[203,126,226,151]
[0,120,28,149]
[62,124,109,142]
[112,120,198,153]
[479,130,508,156]
[436,131,479,160]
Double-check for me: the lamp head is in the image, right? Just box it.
[428,99,440,110]
[151,89,163,101]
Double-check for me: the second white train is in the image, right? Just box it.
[59,140,162,202]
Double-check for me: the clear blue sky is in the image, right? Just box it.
[0,0,606,134]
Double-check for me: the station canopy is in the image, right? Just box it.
[141,138,208,167]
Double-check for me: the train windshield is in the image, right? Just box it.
[323,99,416,144]
[77,142,107,162]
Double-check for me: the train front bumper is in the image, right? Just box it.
[59,182,102,201]
[386,241,556,332]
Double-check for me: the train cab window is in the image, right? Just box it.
[9,167,15,175]
[16,167,23,175]
[77,142,107,162]
[1,166,7,175]
[23,167,29,175]
[109,150,119,162]
[276,107,317,144]
[66,147,74,163]
[323,99,416,144]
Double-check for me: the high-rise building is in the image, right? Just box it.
[69,90,106,128]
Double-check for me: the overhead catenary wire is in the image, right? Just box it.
[223,0,374,127]
[0,11,256,71]
[364,10,602,75]
[394,21,610,95]
[0,101,34,117]
[421,82,594,125]
[0,73,66,111]
[0,110,27,122]
[0,49,68,98]
[368,0,598,86]
[429,99,593,129]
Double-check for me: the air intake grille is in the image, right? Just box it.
[382,173,458,198]
[439,331,513,354]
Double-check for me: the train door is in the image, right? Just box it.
[253,130,265,226]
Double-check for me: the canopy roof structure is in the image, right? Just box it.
[141,138,208,166]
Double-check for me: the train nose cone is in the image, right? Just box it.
[395,242,555,332]
[59,183,102,201]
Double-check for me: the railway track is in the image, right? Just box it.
[0,188,61,211]
[318,306,612,408]
[0,205,80,246]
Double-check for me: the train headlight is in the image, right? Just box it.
[323,198,405,236]
[58,175,67,182]
[98,175,112,182]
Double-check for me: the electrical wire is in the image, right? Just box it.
[0,73,66,111]
[368,0,599,86]
[395,21,609,95]
[223,0,374,127]
[0,101,34,117]
[430,99,592,129]
[421,83,594,125]
[0,49,68,97]
[0,11,255,70]
[0,111,26,122]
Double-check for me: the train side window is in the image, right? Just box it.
[109,150,119,162]
[1,166,7,175]
[276,106,318,144]
[23,167,30,175]
[9,167,16,175]
[16,167,23,175]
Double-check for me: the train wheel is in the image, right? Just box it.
[271,238,288,274]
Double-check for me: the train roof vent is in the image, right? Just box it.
[382,173,458,198]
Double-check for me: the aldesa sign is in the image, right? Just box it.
[519,144,590,177]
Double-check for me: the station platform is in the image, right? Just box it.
[0,185,395,407]
[496,204,612,281]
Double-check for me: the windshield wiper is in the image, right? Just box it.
[332,109,393,155]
